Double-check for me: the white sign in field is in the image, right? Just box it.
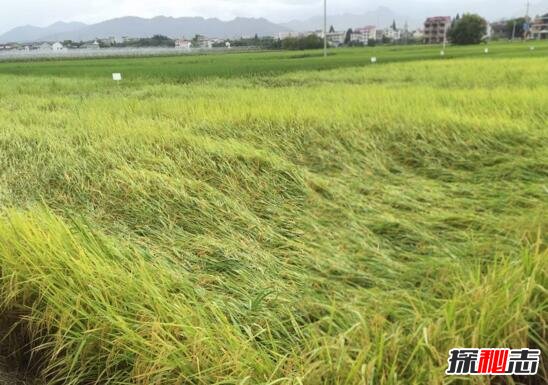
[112,73,122,81]
[371,57,377,63]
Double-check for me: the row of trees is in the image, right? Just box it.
[443,13,533,45]
[212,35,282,49]
[491,18,530,40]
[221,34,325,50]
[60,35,177,49]
[281,35,324,50]
[126,35,175,47]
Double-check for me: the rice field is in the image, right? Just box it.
[0,43,547,385]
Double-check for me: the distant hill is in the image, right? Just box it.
[280,7,422,31]
[279,1,548,32]
[0,16,291,43]
[0,21,88,43]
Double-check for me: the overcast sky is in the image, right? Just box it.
[0,0,541,34]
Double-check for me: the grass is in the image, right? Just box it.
[0,44,546,384]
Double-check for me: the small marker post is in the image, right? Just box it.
[112,73,122,86]
[371,57,377,64]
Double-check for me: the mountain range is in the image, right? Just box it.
[280,7,419,32]
[1,21,88,43]
[0,16,291,43]
[1,1,547,44]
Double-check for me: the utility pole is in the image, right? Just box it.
[443,23,448,51]
[323,0,327,57]
[512,21,517,41]
[524,0,531,39]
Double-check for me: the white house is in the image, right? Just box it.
[175,39,192,50]
[52,42,66,52]
[350,31,368,44]
[347,26,378,45]
[355,26,377,40]
[384,28,402,41]
[327,31,346,46]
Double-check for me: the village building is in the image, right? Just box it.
[326,31,346,47]
[423,16,452,44]
[194,35,213,49]
[531,13,548,39]
[356,26,377,40]
[52,42,66,52]
[351,30,369,45]
[175,39,193,50]
[383,28,402,41]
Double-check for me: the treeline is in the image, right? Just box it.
[213,35,282,49]
[281,35,324,50]
[117,35,175,48]
[447,13,532,44]
[214,35,324,50]
[491,17,532,40]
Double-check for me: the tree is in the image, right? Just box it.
[281,34,323,50]
[391,20,397,31]
[505,17,527,39]
[191,35,200,47]
[217,36,281,49]
[448,13,487,45]
[451,13,461,29]
[329,25,335,33]
[344,28,353,45]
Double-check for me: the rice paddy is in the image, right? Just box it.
[0,43,546,384]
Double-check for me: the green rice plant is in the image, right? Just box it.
[0,45,546,384]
